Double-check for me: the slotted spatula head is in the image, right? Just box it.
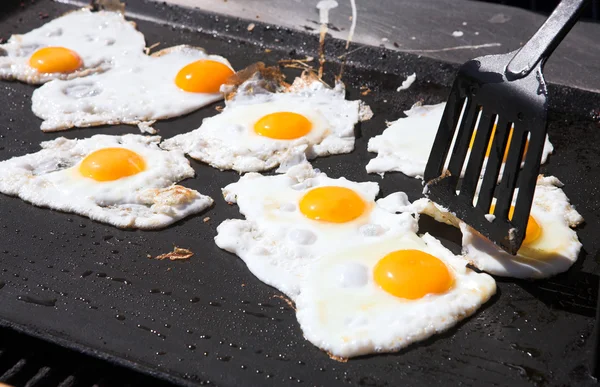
[423,54,547,255]
[423,0,589,255]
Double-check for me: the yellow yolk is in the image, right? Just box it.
[469,125,529,162]
[373,250,453,300]
[175,60,234,93]
[79,148,146,182]
[299,186,366,223]
[29,47,82,74]
[489,204,541,245]
[254,112,312,140]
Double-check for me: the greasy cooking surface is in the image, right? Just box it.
[1,1,600,385]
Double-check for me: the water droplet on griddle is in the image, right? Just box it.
[188,344,196,350]
[115,314,125,321]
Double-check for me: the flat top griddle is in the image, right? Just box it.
[1,1,600,386]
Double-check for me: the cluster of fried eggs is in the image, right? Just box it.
[32,45,233,132]
[1,8,234,132]
[366,102,554,178]
[0,9,146,84]
[0,134,213,229]
[215,162,496,358]
[161,69,373,172]
[413,176,583,279]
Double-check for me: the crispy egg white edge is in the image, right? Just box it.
[0,134,213,229]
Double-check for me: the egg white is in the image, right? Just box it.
[366,102,554,178]
[413,176,584,279]
[161,75,372,172]
[0,8,145,84]
[295,232,496,358]
[31,45,232,132]
[0,134,213,229]
[214,162,417,299]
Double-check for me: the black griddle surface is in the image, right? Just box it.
[1,1,600,386]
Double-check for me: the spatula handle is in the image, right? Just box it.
[505,0,590,80]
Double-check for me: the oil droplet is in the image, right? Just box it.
[17,295,56,307]
[115,314,126,321]
[81,270,93,278]
[216,355,231,362]
[190,297,200,303]
[188,344,196,350]
[209,301,221,307]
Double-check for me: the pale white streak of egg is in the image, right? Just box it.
[452,31,464,37]
[397,73,416,92]
[317,0,339,24]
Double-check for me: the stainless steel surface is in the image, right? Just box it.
[159,0,600,92]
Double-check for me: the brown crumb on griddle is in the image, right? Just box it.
[203,217,210,223]
[360,86,371,96]
[264,49,272,53]
[145,42,161,55]
[155,246,194,261]
[215,105,224,112]
[273,294,296,311]
[278,57,314,71]
[146,254,152,259]
[247,23,255,31]
[327,352,348,363]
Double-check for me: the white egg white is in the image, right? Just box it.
[0,8,146,84]
[295,232,496,358]
[161,73,372,172]
[214,162,417,299]
[413,176,584,279]
[366,102,554,178]
[0,134,213,229]
[31,45,232,132]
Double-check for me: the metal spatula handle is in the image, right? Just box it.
[506,0,590,80]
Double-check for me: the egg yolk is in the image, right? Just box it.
[254,112,313,140]
[489,204,541,245]
[469,125,529,162]
[29,47,82,74]
[175,60,234,93]
[299,186,366,223]
[373,250,453,300]
[79,148,146,182]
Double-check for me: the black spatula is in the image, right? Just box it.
[423,0,590,255]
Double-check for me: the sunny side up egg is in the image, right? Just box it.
[413,176,584,279]
[214,162,418,299]
[295,232,496,358]
[31,45,234,132]
[0,9,145,84]
[366,102,554,178]
[161,70,373,172]
[0,134,213,229]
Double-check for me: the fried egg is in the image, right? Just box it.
[214,162,417,299]
[31,45,234,132]
[0,134,213,229]
[295,233,496,358]
[0,9,145,84]
[366,102,554,178]
[161,69,372,172]
[413,176,583,278]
